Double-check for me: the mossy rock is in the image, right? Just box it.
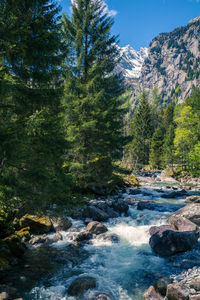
[125,174,140,187]
[15,227,30,242]
[3,234,26,258]
[19,214,52,235]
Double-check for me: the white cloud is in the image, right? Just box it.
[70,0,117,17]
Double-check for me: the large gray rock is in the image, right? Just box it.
[166,282,189,300]
[97,233,120,243]
[149,225,172,236]
[85,206,109,222]
[86,221,108,235]
[170,204,200,226]
[111,200,129,215]
[51,216,72,232]
[68,276,96,296]
[74,231,92,242]
[88,200,120,218]
[149,229,198,256]
[144,286,164,300]
[168,215,198,232]
[161,190,187,198]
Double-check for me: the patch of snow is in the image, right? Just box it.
[116,45,148,79]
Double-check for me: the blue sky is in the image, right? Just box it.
[60,0,200,50]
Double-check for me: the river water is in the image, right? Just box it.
[4,179,200,299]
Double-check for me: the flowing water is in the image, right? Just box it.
[3,180,200,299]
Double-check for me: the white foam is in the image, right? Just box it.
[110,223,150,246]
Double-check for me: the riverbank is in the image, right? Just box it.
[0,172,200,299]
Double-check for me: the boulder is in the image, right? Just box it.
[189,278,200,291]
[144,286,164,300]
[19,215,52,234]
[168,215,198,232]
[29,232,63,245]
[51,217,72,232]
[166,282,189,300]
[149,225,172,236]
[92,201,120,218]
[170,204,200,226]
[161,190,187,198]
[137,201,179,212]
[68,276,96,296]
[3,234,26,258]
[186,196,200,203]
[74,231,93,242]
[149,229,198,256]
[86,221,108,235]
[104,207,119,218]
[111,200,129,215]
[97,233,120,243]
[156,277,172,296]
[85,206,109,222]
[29,234,48,245]
[137,201,154,211]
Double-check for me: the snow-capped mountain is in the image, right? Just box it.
[116,45,148,80]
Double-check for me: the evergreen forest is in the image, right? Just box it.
[0,0,200,214]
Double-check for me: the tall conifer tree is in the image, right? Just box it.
[62,0,126,189]
[131,91,153,169]
[0,0,69,208]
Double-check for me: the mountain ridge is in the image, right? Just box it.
[116,45,148,81]
[134,15,200,103]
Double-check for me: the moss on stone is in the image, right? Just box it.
[3,234,26,258]
[15,227,30,240]
[19,214,52,234]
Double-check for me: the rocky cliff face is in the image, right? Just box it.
[136,15,200,103]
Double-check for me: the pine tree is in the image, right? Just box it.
[130,91,153,169]
[62,0,126,189]
[162,102,175,131]
[162,125,175,169]
[149,127,164,169]
[0,0,69,208]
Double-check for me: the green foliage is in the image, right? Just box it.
[162,125,175,168]
[149,127,164,169]
[173,88,200,173]
[189,142,200,175]
[0,0,71,210]
[129,91,153,169]
[61,0,127,189]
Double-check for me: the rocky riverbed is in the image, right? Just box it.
[1,172,200,300]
